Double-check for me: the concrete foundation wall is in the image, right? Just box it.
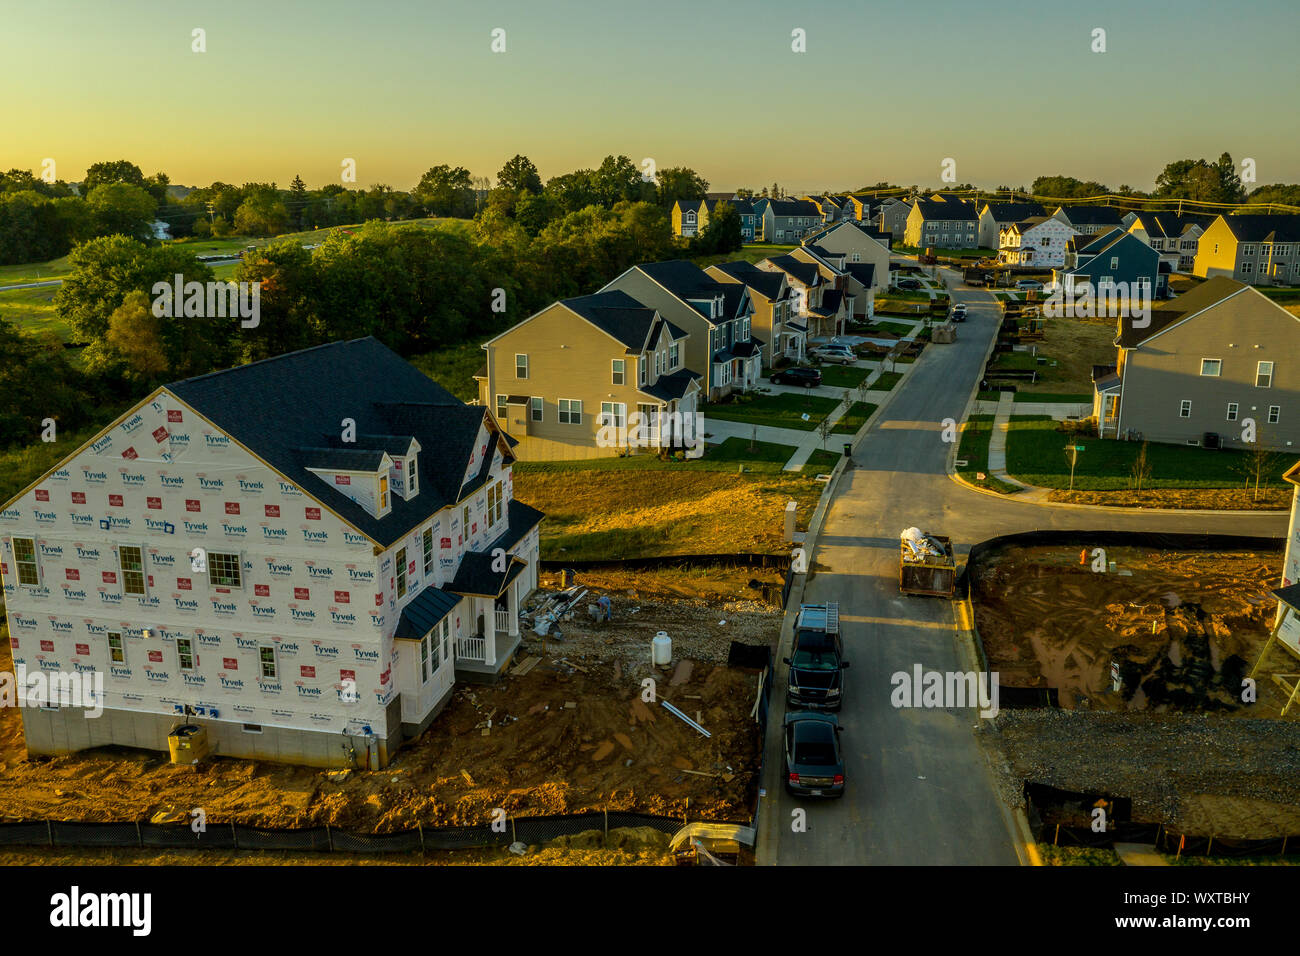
[21,701,407,770]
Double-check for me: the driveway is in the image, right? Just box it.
[756,269,1287,866]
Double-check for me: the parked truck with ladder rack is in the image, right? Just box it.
[784,602,849,711]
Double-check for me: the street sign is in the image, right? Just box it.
[1074,445,1085,451]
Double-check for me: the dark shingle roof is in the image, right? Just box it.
[763,199,822,217]
[1055,205,1124,226]
[1129,212,1213,240]
[845,263,876,286]
[764,255,820,287]
[297,447,389,472]
[636,259,729,300]
[640,368,701,402]
[394,586,463,640]
[821,290,844,313]
[983,201,1047,222]
[167,337,496,548]
[447,551,527,598]
[1218,214,1300,243]
[561,290,659,350]
[1115,276,1247,348]
[709,261,788,300]
[914,198,978,221]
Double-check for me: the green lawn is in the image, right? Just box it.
[514,436,798,475]
[873,320,919,336]
[690,242,796,269]
[955,415,1021,495]
[817,364,870,388]
[1012,392,1091,403]
[703,393,838,431]
[976,390,1002,401]
[802,448,841,475]
[869,371,904,391]
[1004,416,1292,490]
[0,284,71,338]
[0,255,71,286]
[989,351,1040,372]
[831,401,877,435]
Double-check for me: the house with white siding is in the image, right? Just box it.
[0,338,543,769]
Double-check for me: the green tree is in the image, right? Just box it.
[82,159,147,194]
[594,155,654,207]
[289,174,308,228]
[104,291,170,382]
[233,191,290,236]
[0,318,84,449]
[86,182,157,241]
[544,169,600,213]
[694,200,742,254]
[414,165,476,217]
[1245,183,1300,211]
[497,154,542,193]
[1031,175,1109,199]
[655,166,709,208]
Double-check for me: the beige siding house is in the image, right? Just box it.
[1092,276,1299,451]
[705,262,801,365]
[1193,215,1300,287]
[477,290,701,461]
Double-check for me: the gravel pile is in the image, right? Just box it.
[980,709,1300,832]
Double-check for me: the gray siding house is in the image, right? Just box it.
[1092,277,1299,451]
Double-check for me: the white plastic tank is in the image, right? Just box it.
[652,631,672,665]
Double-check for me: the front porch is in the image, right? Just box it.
[455,621,523,683]
[447,542,536,683]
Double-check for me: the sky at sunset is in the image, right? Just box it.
[4,0,1298,193]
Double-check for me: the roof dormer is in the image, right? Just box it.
[299,447,395,519]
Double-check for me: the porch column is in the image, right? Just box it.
[483,598,496,667]
[508,579,519,637]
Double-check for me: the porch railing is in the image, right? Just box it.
[457,635,486,662]
[494,608,511,633]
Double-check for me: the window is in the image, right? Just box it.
[611,359,625,385]
[638,355,647,385]
[492,480,503,525]
[486,482,503,530]
[1110,257,1119,270]
[1269,405,1281,424]
[495,394,507,419]
[600,402,626,430]
[558,399,582,425]
[177,637,195,672]
[1241,261,1253,275]
[259,644,277,679]
[669,342,679,369]
[515,354,528,379]
[1226,403,1239,421]
[242,724,263,734]
[423,527,434,574]
[118,545,145,596]
[1257,361,1274,388]
[530,396,542,422]
[407,458,417,496]
[1242,244,1256,257]
[108,632,125,665]
[379,474,388,511]
[1200,359,1221,377]
[462,504,471,537]
[12,536,39,586]
[440,618,450,663]
[396,547,407,598]
[1179,400,1192,418]
[208,551,241,589]
[420,634,430,682]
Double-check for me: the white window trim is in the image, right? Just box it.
[1226,403,1239,422]
[1257,361,1274,388]
[1179,400,1192,418]
[107,631,126,666]
[515,354,529,379]
[530,396,543,422]
[176,636,196,672]
[258,643,278,680]
[1268,405,1281,424]
[11,535,40,587]
[1200,358,1221,377]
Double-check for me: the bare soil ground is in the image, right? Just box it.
[972,546,1281,712]
[0,587,778,837]
[1047,487,1290,510]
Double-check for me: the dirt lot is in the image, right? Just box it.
[514,467,823,561]
[971,546,1282,712]
[1046,487,1291,510]
[0,587,778,835]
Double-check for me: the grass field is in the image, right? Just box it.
[955,415,1021,495]
[0,256,71,286]
[0,284,71,338]
[1011,313,1117,395]
[513,450,826,560]
[703,393,838,431]
[831,401,877,435]
[1013,392,1091,403]
[817,364,870,388]
[872,320,921,336]
[802,449,840,475]
[869,371,904,391]
[1005,416,1291,491]
[690,242,796,269]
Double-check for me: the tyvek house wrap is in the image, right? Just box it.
[0,390,395,735]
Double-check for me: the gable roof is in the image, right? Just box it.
[913,197,978,221]
[168,337,502,547]
[845,262,876,287]
[707,260,789,301]
[1128,212,1213,240]
[762,198,822,217]
[763,255,820,287]
[982,201,1046,222]
[1116,275,1251,347]
[560,289,662,351]
[1215,214,1300,243]
[1055,205,1124,226]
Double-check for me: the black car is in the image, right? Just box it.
[784,712,845,798]
[895,278,923,291]
[784,625,848,711]
[772,366,822,388]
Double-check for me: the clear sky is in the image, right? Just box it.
[3,0,1297,193]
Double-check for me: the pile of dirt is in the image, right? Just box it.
[972,546,1280,712]
[0,634,764,832]
[1048,488,1289,510]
